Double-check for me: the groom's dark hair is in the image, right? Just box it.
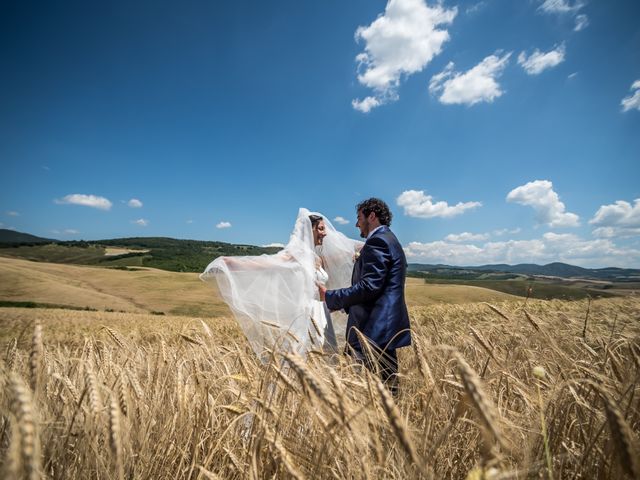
[357,198,392,226]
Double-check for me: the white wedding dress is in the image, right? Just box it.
[200,208,361,358]
[309,262,337,352]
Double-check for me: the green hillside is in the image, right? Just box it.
[418,277,617,300]
[0,236,281,272]
[0,228,55,244]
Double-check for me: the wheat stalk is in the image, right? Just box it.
[261,420,306,480]
[102,326,127,349]
[29,323,43,393]
[127,367,144,400]
[284,353,338,411]
[455,354,504,449]
[483,303,512,322]
[523,310,541,331]
[199,319,213,338]
[599,390,639,478]
[375,378,427,475]
[309,315,322,337]
[109,395,125,480]
[84,364,101,417]
[117,374,128,416]
[54,373,80,405]
[6,337,17,372]
[8,372,41,480]
[354,329,380,375]
[179,333,204,346]
[469,326,499,365]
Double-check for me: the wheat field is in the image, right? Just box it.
[1,295,639,479]
[0,256,519,317]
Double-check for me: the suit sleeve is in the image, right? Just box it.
[325,236,390,311]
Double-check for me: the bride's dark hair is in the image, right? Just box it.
[309,214,323,227]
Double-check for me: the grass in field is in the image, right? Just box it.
[422,277,619,300]
[404,278,519,304]
[0,257,520,318]
[0,243,108,264]
[0,256,230,317]
[1,297,639,479]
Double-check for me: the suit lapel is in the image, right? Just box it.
[351,226,388,285]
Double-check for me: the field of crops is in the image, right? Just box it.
[1,296,639,479]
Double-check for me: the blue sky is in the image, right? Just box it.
[1,0,639,267]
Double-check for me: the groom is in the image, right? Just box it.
[319,198,411,390]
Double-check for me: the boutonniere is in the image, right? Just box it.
[354,252,361,261]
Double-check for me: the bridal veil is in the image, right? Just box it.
[200,208,360,357]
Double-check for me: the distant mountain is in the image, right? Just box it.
[0,229,56,244]
[409,262,640,281]
[471,262,591,277]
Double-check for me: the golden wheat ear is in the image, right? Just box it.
[8,372,41,480]
[109,395,125,480]
[599,389,640,479]
[29,323,43,394]
[455,354,505,450]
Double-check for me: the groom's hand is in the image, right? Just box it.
[318,284,327,301]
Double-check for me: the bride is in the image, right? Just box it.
[200,208,362,358]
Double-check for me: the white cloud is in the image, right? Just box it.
[445,232,490,242]
[352,0,457,112]
[55,194,112,211]
[263,243,285,248]
[6,211,19,217]
[132,219,149,227]
[352,96,382,113]
[186,219,194,224]
[404,232,639,268]
[539,1,589,33]
[466,2,487,15]
[621,80,640,112]
[589,199,640,238]
[128,198,143,208]
[568,72,578,80]
[493,228,521,236]
[539,0,584,14]
[592,227,640,239]
[333,216,350,225]
[574,14,589,31]
[429,52,511,106]
[216,221,232,229]
[52,229,78,235]
[506,180,580,227]
[397,190,482,218]
[517,44,566,75]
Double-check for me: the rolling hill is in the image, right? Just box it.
[0,256,519,316]
[0,228,56,244]
[0,231,281,272]
[408,262,640,281]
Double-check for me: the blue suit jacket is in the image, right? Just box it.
[325,226,411,352]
